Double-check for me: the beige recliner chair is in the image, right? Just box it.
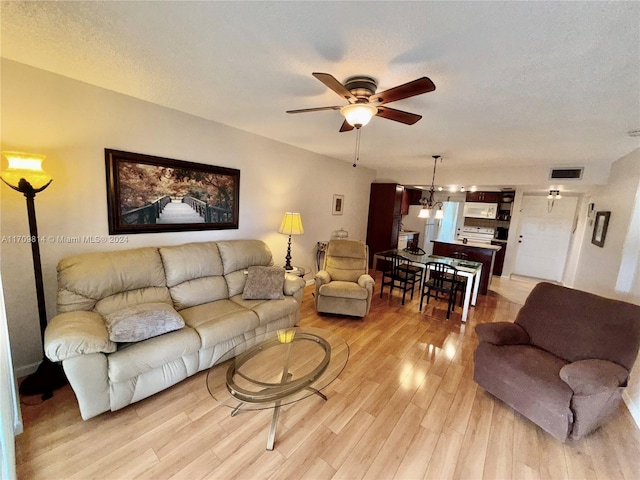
[314,240,375,317]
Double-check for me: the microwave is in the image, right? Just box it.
[463,202,498,219]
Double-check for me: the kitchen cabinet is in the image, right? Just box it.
[400,188,422,215]
[466,191,503,203]
[491,240,507,275]
[432,240,500,295]
[366,183,404,268]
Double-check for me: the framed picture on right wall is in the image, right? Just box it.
[591,211,611,247]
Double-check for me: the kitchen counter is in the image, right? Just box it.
[435,239,502,251]
[431,240,500,295]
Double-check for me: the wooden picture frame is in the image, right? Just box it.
[105,149,240,234]
[332,194,344,215]
[591,211,610,247]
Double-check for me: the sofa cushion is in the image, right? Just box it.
[217,240,273,274]
[474,342,574,440]
[325,240,368,283]
[95,288,174,317]
[242,266,285,300]
[514,282,640,369]
[57,247,167,313]
[230,294,299,325]
[104,303,185,343]
[179,300,259,348]
[108,327,200,382]
[159,242,223,287]
[319,281,369,300]
[475,322,530,346]
[169,277,229,311]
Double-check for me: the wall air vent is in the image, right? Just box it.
[549,167,584,180]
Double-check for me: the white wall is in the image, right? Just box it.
[0,59,376,375]
[566,149,640,426]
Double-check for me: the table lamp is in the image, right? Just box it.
[0,151,67,399]
[278,212,304,270]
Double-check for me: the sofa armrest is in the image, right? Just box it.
[45,311,117,362]
[475,322,530,346]
[314,270,331,287]
[358,274,375,290]
[559,359,629,395]
[283,273,305,296]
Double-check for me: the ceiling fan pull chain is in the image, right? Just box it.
[353,128,361,167]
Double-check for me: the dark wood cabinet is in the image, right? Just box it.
[400,188,422,215]
[431,241,498,295]
[366,183,405,267]
[466,191,503,203]
[491,241,507,276]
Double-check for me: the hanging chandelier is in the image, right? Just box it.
[418,155,444,219]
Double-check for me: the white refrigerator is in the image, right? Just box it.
[401,205,439,255]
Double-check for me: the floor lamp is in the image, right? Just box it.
[0,151,67,399]
[278,212,304,270]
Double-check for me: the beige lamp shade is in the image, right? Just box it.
[278,212,304,235]
[0,151,52,191]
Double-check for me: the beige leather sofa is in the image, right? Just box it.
[44,240,305,420]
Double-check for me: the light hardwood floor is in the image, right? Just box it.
[15,274,640,480]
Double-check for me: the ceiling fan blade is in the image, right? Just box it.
[370,77,436,105]
[376,106,422,125]
[339,120,355,132]
[313,72,357,102]
[286,106,342,114]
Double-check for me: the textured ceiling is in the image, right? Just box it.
[2,1,639,173]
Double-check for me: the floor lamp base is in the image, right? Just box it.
[19,357,68,400]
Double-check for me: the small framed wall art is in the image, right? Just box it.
[332,194,344,215]
[591,211,610,247]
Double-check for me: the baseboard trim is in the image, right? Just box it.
[623,390,640,430]
[14,361,39,380]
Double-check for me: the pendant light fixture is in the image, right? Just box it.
[418,155,444,219]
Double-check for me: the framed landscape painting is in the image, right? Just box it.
[105,149,240,234]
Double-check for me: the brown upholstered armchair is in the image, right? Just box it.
[314,240,374,318]
[474,282,640,441]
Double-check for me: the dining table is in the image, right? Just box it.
[373,249,483,323]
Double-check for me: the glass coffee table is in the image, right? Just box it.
[206,326,349,450]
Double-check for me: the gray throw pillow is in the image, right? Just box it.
[242,266,285,300]
[104,302,185,343]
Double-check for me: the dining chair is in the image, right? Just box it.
[380,254,420,305]
[449,252,469,306]
[400,246,426,288]
[420,262,463,319]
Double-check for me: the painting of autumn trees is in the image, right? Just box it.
[117,162,235,213]
[106,149,240,234]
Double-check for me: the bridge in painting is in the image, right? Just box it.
[121,195,232,225]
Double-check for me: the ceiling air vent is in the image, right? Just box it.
[549,167,583,180]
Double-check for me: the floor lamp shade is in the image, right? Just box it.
[0,151,52,192]
[278,212,304,270]
[1,151,66,399]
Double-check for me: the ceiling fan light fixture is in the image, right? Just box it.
[340,103,377,128]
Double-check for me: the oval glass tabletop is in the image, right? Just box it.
[206,326,349,412]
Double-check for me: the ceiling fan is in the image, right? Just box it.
[286,72,436,132]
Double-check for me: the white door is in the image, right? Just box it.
[513,195,578,282]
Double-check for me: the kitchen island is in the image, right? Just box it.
[431,240,502,295]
